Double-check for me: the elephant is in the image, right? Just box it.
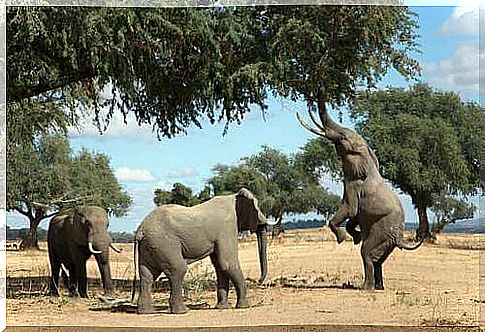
[47,205,122,298]
[132,188,269,314]
[297,88,424,290]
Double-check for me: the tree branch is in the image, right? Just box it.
[8,67,96,102]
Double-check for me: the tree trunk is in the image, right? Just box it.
[416,201,431,241]
[20,217,42,250]
[271,213,285,238]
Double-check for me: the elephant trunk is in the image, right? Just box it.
[256,224,268,284]
[316,88,345,140]
[94,251,114,295]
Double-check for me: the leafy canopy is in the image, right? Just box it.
[8,6,420,138]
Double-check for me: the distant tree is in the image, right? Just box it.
[7,134,132,250]
[197,185,213,203]
[430,195,476,236]
[153,183,201,207]
[350,83,484,239]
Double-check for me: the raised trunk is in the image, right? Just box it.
[256,225,268,283]
[19,217,41,250]
[316,87,346,137]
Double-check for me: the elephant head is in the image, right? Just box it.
[68,206,121,294]
[235,188,268,283]
[297,90,380,181]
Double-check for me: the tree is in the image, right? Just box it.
[153,183,201,207]
[350,83,484,238]
[7,134,132,250]
[429,195,476,235]
[208,146,340,237]
[8,6,419,138]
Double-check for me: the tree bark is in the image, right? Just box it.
[416,201,431,241]
[19,217,42,250]
[271,212,285,238]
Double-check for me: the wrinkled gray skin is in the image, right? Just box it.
[48,206,121,298]
[134,188,268,314]
[297,90,423,290]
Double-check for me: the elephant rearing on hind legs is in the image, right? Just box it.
[133,188,268,314]
[297,88,424,290]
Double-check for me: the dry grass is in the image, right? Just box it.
[6,228,481,328]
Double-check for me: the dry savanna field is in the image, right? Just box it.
[6,228,483,328]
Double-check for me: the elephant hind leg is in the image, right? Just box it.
[164,256,189,314]
[210,254,230,309]
[137,264,160,314]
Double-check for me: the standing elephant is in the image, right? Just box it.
[133,188,268,314]
[48,206,121,298]
[297,89,423,290]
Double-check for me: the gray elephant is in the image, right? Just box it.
[297,89,423,290]
[47,206,121,298]
[133,188,268,314]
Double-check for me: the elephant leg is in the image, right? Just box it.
[215,243,249,309]
[67,264,79,297]
[49,258,61,297]
[360,240,375,290]
[76,261,89,298]
[210,254,230,309]
[329,206,350,244]
[136,264,159,314]
[345,219,362,245]
[373,262,383,290]
[165,256,189,314]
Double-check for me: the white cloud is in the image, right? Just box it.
[167,167,199,179]
[425,43,481,97]
[115,167,158,183]
[68,109,158,141]
[439,1,482,36]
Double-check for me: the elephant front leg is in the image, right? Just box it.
[329,207,351,244]
[210,254,230,309]
[76,262,89,298]
[225,265,249,309]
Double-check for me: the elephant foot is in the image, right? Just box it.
[361,282,375,291]
[170,303,189,314]
[351,232,362,245]
[215,302,231,310]
[375,284,384,290]
[137,307,158,315]
[334,228,348,244]
[236,298,250,309]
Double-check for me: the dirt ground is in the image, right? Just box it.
[5,228,483,328]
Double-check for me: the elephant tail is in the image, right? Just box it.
[396,236,425,251]
[131,238,138,303]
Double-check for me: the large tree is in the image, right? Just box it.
[8,6,419,138]
[8,134,132,250]
[350,83,484,238]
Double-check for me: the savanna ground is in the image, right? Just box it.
[5,228,483,328]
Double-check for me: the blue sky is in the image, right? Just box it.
[7,5,482,232]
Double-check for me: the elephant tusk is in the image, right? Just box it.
[266,219,278,226]
[88,242,102,255]
[110,243,122,253]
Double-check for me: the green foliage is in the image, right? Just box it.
[350,83,484,233]
[430,195,476,234]
[153,182,202,207]
[8,6,420,138]
[206,145,341,233]
[7,134,132,249]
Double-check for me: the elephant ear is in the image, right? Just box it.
[235,188,267,233]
